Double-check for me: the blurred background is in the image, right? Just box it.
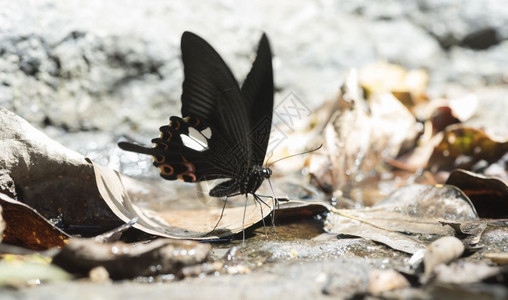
[1,0,507,176]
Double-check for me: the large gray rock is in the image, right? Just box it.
[0,0,506,149]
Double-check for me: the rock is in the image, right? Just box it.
[367,269,410,295]
[0,0,506,174]
[423,236,465,282]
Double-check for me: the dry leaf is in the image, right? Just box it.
[0,193,69,250]
[309,70,418,204]
[369,93,419,158]
[484,253,508,264]
[322,70,373,197]
[428,106,461,135]
[326,213,427,254]
[388,133,443,172]
[325,184,482,254]
[428,125,508,173]
[92,160,275,239]
[359,62,429,107]
[439,220,486,246]
[446,169,508,218]
[413,94,478,124]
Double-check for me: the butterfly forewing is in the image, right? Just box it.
[240,34,274,166]
[180,32,251,173]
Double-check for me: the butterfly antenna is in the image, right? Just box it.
[265,151,275,165]
[267,144,323,168]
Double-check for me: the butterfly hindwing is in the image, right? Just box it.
[119,116,236,182]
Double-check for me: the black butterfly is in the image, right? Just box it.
[118,32,274,204]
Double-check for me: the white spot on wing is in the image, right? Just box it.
[201,127,212,139]
[181,127,209,151]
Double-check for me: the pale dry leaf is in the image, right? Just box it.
[325,184,482,254]
[484,253,508,265]
[92,160,275,239]
[413,94,478,123]
[309,70,418,204]
[369,92,419,158]
[326,213,427,254]
[359,62,428,103]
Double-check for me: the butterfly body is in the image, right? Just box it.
[209,165,272,197]
[119,31,274,201]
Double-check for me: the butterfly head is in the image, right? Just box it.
[261,167,272,179]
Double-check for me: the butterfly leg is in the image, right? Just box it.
[217,196,228,226]
[250,195,276,235]
[263,178,281,234]
[252,194,273,212]
[208,196,229,234]
[256,194,287,203]
[253,193,269,238]
[242,194,248,244]
[206,193,243,236]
